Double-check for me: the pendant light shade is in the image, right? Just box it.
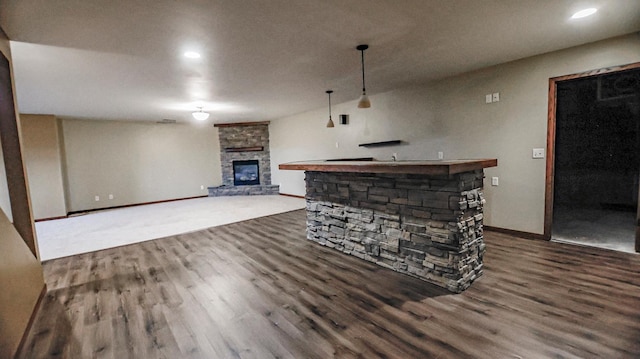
[356,44,371,108]
[192,107,210,121]
[358,93,371,109]
[326,90,335,128]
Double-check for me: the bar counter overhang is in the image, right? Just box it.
[279,159,498,293]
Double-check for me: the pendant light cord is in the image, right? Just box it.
[360,49,366,92]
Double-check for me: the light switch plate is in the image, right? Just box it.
[492,92,500,102]
[491,177,499,186]
[485,94,492,103]
[532,148,545,158]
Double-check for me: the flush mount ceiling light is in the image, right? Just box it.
[356,44,371,109]
[192,107,210,121]
[326,90,335,128]
[184,51,201,59]
[571,8,597,19]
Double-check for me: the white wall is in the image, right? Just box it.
[271,33,640,235]
[62,119,221,212]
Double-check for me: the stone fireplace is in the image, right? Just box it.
[208,121,279,196]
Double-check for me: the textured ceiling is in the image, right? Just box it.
[1,0,639,123]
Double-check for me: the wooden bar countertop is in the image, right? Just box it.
[279,159,497,176]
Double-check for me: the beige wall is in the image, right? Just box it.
[270,84,440,193]
[271,33,640,235]
[0,208,44,358]
[20,114,67,219]
[0,28,45,359]
[62,119,221,212]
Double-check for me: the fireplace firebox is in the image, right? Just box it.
[233,160,260,186]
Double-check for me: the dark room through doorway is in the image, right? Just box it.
[551,66,639,253]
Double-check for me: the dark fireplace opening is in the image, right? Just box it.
[233,160,260,186]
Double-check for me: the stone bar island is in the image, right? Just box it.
[279,159,497,293]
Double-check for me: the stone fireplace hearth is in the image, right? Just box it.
[208,121,279,196]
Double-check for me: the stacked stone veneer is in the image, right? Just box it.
[305,170,486,293]
[209,123,279,196]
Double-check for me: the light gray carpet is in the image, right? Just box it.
[35,195,305,261]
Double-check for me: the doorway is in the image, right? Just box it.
[0,51,38,257]
[545,63,640,253]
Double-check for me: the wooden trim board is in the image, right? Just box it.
[279,193,304,199]
[484,226,545,241]
[34,215,68,222]
[66,195,208,216]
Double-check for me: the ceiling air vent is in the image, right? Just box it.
[157,119,177,124]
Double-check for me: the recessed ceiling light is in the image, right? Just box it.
[571,8,597,19]
[184,51,201,59]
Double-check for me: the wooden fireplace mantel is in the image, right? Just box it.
[224,146,264,152]
[214,121,270,128]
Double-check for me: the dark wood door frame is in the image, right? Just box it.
[0,52,39,257]
[544,62,640,253]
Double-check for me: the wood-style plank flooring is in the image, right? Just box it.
[20,210,640,358]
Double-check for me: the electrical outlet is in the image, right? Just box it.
[94,195,100,201]
[108,194,114,200]
[491,177,499,186]
[532,148,545,159]
[485,94,492,103]
[335,141,339,148]
[438,151,444,160]
[200,185,204,190]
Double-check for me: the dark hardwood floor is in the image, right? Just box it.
[19,209,640,358]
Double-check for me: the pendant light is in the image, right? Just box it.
[326,90,335,128]
[356,44,371,108]
[192,107,210,121]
